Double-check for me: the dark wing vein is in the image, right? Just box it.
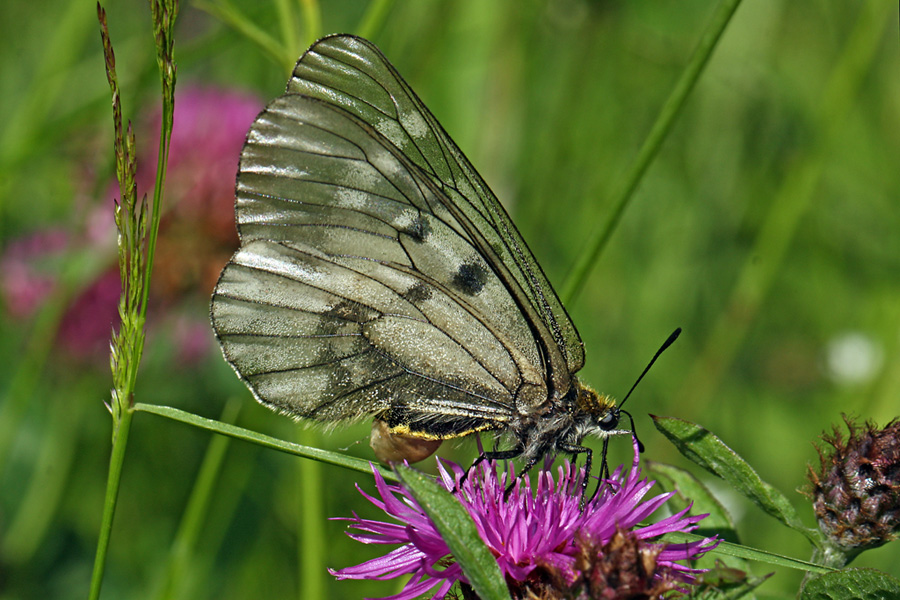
[243,346,374,378]
[235,98,548,385]
[243,114,464,241]
[256,238,519,397]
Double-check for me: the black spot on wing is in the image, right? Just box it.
[399,214,431,243]
[452,260,489,296]
[402,281,433,304]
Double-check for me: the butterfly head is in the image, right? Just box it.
[568,328,682,453]
[571,384,628,441]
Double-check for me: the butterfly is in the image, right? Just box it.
[210,34,643,481]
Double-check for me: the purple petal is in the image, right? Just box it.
[331,545,425,580]
[333,436,718,598]
[376,574,446,600]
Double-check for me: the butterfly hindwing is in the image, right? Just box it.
[213,238,530,427]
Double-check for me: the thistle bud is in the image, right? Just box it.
[807,416,900,564]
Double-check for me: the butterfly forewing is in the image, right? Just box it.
[286,35,584,386]
[211,34,587,443]
[213,101,549,431]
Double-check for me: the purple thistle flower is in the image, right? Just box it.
[332,439,718,599]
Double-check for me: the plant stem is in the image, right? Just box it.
[89,2,177,596]
[153,398,242,600]
[561,0,743,305]
[88,406,134,600]
[298,428,324,599]
[133,402,394,479]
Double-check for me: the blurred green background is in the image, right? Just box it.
[1,1,898,598]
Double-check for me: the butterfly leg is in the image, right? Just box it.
[504,453,544,498]
[589,437,612,503]
[456,445,524,493]
[557,441,594,504]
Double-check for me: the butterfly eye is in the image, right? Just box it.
[599,412,619,430]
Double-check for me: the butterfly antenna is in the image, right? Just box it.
[617,327,681,413]
[616,410,644,455]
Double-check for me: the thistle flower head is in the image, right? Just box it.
[332,439,718,599]
[807,415,900,564]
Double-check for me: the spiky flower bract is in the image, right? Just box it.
[807,415,900,566]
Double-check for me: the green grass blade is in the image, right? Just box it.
[664,533,833,575]
[152,398,241,600]
[646,460,739,542]
[297,427,325,599]
[394,465,510,600]
[195,0,291,71]
[133,402,395,481]
[674,2,896,414]
[561,0,743,304]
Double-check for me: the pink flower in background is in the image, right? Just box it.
[1,85,261,362]
[1,229,69,319]
[128,85,261,302]
[332,439,718,599]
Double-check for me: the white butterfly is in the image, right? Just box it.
[210,35,632,477]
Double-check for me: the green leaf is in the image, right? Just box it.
[648,462,766,598]
[663,534,832,574]
[646,460,738,542]
[801,568,900,600]
[133,403,395,481]
[652,415,822,547]
[394,465,510,600]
